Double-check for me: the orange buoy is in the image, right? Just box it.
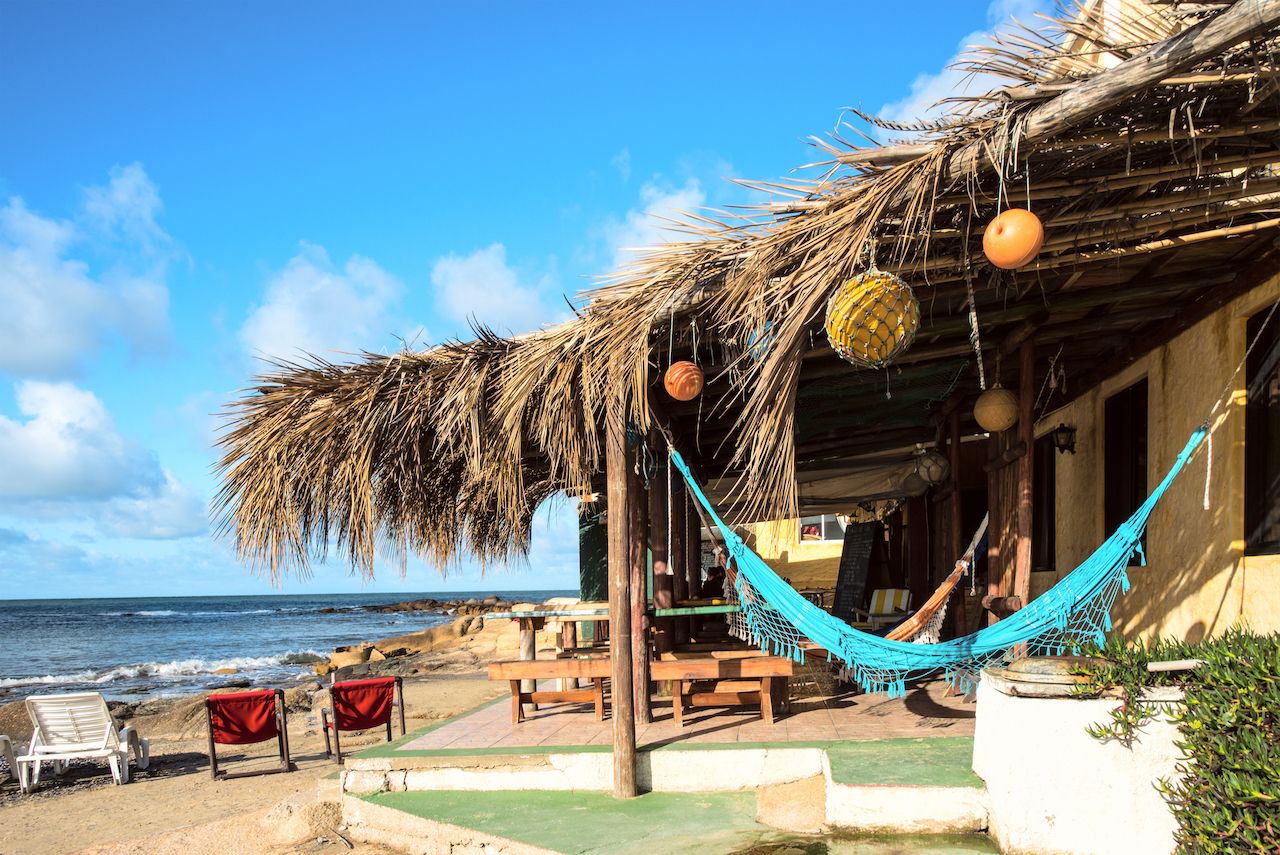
[983,208,1044,270]
[664,361,704,401]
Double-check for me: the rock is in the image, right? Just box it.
[755,774,827,833]
[212,680,252,690]
[319,607,338,614]
[0,699,33,745]
[328,645,373,670]
[367,648,387,662]
[212,667,238,675]
[313,661,335,677]
[282,682,319,712]
[375,646,409,658]
[482,595,500,606]
[262,796,343,845]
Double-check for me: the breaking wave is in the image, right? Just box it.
[0,650,325,689]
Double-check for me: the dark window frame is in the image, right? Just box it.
[1105,378,1149,565]
[1245,309,1280,555]
[1032,432,1056,572]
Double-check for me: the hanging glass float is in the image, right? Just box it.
[983,208,1044,270]
[974,385,1018,433]
[664,360,705,401]
[824,269,921,369]
[914,449,951,485]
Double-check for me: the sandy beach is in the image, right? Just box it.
[0,616,536,855]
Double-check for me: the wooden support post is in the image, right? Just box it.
[907,496,929,611]
[649,452,675,656]
[1013,340,1035,611]
[947,409,964,638]
[986,433,1003,628]
[605,407,637,799]
[685,499,702,637]
[519,618,537,715]
[670,480,689,645]
[627,445,652,725]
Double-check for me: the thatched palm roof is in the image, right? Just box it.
[216,0,1280,579]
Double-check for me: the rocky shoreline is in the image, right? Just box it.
[0,596,548,749]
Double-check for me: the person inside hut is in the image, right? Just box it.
[701,560,727,599]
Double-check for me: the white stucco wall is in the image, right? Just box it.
[973,677,1183,855]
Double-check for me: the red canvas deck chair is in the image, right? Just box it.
[204,689,293,780]
[321,676,405,763]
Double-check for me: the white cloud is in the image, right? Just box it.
[240,242,411,360]
[0,382,205,539]
[0,526,93,576]
[98,472,207,539]
[0,382,156,501]
[81,163,169,254]
[610,147,632,182]
[0,164,171,378]
[877,0,1054,131]
[430,243,565,336]
[603,178,707,271]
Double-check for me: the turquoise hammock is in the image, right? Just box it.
[669,425,1208,696]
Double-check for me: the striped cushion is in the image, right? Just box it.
[869,588,911,615]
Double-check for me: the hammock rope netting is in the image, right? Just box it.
[669,426,1208,697]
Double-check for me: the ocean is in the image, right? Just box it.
[0,590,574,701]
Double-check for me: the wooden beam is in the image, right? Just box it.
[605,405,637,799]
[1056,251,1280,411]
[948,0,1280,176]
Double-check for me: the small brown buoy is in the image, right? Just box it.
[983,208,1044,270]
[664,361,704,401]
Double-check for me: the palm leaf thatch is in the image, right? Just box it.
[216,0,1280,580]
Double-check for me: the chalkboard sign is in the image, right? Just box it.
[831,523,876,622]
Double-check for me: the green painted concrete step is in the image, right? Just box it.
[359,790,997,855]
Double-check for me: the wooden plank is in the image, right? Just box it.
[605,405,637,799]
[627,447,651,725]
[652,604,741,617]
[488,659,613,679]
[650,657,794,680]
[685,691,762,706]
[486,609,609,620]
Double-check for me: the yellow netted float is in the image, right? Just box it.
[824,269,921,369]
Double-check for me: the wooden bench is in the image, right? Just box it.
[650,656,794,727]
[488,658,611,724]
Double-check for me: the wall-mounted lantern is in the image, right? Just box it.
[1052,423,1077,455]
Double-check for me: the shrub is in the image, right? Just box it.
[1075,628,1279,854]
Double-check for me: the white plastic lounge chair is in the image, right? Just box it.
[0,735,16,785]
[16,693,150,792]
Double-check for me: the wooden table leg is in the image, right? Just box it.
[594,677,605,721]
[510,680,524,724]
[673,680,684,728]
[761,677,775,725]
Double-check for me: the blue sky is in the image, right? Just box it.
[0,1,1046,598]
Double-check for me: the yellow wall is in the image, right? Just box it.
[749,518,844,589]
[1043,272,1280,641]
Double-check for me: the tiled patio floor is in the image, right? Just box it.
[401,677,975,753]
